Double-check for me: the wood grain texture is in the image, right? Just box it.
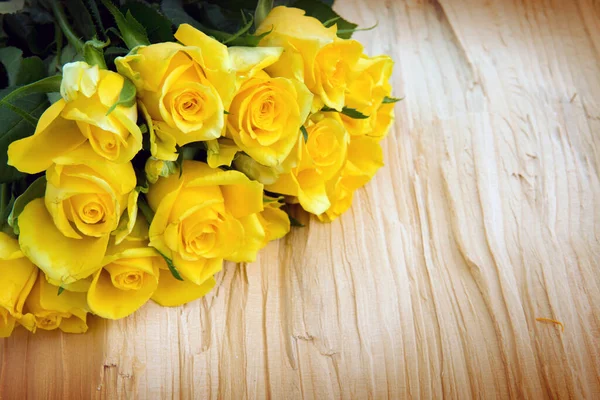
[2,0,600,398]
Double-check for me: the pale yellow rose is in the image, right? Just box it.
[227,71,313,167]
[87,218,162,319]
[147,161,265,294]
[8,62,142,173]
[256,6,363,110]
[0,233,38,337]
[18,145,136,286]
[24,276,88,333]
[341,55,395,139]
[267,113,349,214]
[116,24,236,155]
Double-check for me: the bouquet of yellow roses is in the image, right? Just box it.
[0,0,397,337]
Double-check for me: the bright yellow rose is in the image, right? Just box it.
[116,24,236,154]
[319,136,384,222]
[87,220,161,320]
[147,161,265,291]
[0,233,38,337]
[8,62,142,173]
[152,268,215,307]
[341,55,395,139]
[24,276,88,333]
[18,145,136,286]
[227,71,312,167]
[256,6,363,110]
[267,113,349,214]
[258,197,291,244]
[45,146,136,239]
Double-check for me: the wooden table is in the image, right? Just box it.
[2,0,600,398]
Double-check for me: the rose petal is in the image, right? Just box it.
[152,272,216,307]
[19,199,108,285]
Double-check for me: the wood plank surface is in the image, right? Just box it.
[2,0,600,398]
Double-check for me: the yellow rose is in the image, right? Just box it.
[258,197,291,244]
[227,71,313,167]
[147,161,265,289]
[267,113,349,214]
[341,55,395,139]
[87,221,161,320]
[45,146,136,239]
[319,135,384,222]
[152,268,216,307]
[256,6,363,110]
[116,24,236,152]
[24,276,88,333]
[8,62,142,173]
[18,145,136,286]
[0,233,38,337]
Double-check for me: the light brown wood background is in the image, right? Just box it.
[2,0,600,398]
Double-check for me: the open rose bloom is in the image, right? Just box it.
[0,2,396,336]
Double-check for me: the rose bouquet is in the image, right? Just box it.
[0,0,398,337]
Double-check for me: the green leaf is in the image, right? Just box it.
[290,0,358,39]
[0,75,62,106]
[123,2,174,43]
[255,0,274,28]
[321,106,370,119]
[176,147,184,178]
[106,77,136,116]
[161,0,202,29]
[83,38,109,69]
[323,16,340,27]
[137,196,155,226]
[223,12,254,44]
[57,286,65,296]
[157,250,184,281]
[8,176,46,235]
[65,0,97,40]
[0,102,37,126]
[382,96,403,104]
[17,57,46,86]
[227,28,272,47]
[289,214,305,227]
[86,0,106,38]
[100,0,150,49]
[337,21,379,36]
[300,125,308,142]
[0,47,23,86]
[3,12,55,56]
[0,88,49,183]
[160,0,233,43]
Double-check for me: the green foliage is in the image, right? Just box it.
[321,106,370,119]
[254,0,274,28]
[301,125,308,142]
[105,77,136,115]
[101,0,150,49]
[383,96,403,104]
[8,175,46,235]
[123,2,174,43]
[0,88,48,183]
[0,47,45,87]
[82,38,109,68]
[64,0,98,40]
[157,250,184,281]
[290,0,357,39]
